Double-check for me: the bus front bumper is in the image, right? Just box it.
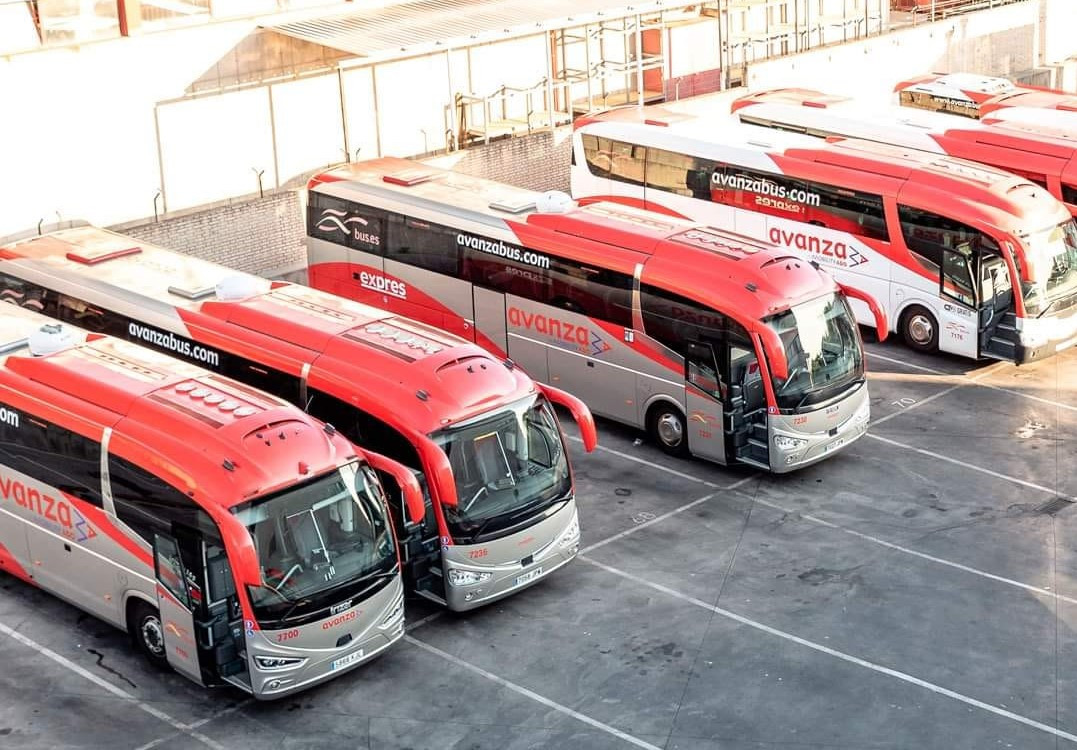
[442,509,580,612]
[1015,312,1077,364]
[247,586,406,699]
[769,398,871,473]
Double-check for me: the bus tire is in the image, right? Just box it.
[129,600,170,671]
[647,402,688,457]
[900,305,939,353]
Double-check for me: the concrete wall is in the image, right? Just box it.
[743,0,1061,106]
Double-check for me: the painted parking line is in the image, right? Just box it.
[404,635,664,750]
[572,416,1071,603]
[133,701,251,750]
[867,433,1069,501]
[869,350,1077,413]
[0,619,227,750]
[729,488,1077,607]
[567,436,723,489]
[580,556,1077,746]
[581,477,753,556]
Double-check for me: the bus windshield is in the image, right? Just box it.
[1020,219,1077,317]
[765,293,864,412]
[435,394,571,543]
[234,461,396,627]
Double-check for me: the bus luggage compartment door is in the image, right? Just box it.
[473,286,508,357]
[152,533,204,685]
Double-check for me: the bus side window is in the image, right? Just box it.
[305,388,421,469]
[547,259,633,328]
[608,141,647,186]
[0,415,103,508]
[941,247,976,307]
[640,283,729,357]
[644,147,718,200]
[898,204,998,278]
[1063,183,1077,207]
[58,294,128,337]
[685,341,723,400]
[386,216,461,275]
[0,273,60,317]
[581,134,614,178]
[805,180,889,241]
[109,455,206,543]
[217,359,301,404]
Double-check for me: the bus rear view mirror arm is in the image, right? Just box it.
[538,383,598,453]
[838,284,889,342]
[363,449,426,525]
[408,428,459,508]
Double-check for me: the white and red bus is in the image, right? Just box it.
[0,225,595,612]
[305,158,883,472]
[979,89,1077,117]
[731,87,1077,213]
[0,303,424,698]
[893,72,1025,119]
[570,105,1077,361]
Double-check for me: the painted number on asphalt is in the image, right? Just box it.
[891,397,916,408]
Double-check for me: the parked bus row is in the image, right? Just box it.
[0,224,597,697]
[3,69,1073,701]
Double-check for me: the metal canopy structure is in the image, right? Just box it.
[267,0,674,63]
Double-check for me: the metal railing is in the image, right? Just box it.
[455,78,575,146]
[892,0,1029,22]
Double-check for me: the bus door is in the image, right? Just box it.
[724,342,771,469]
[683,341,726,463]
[379,471,445,605]
[937,246,980,358]
[977,253,1017,359]
[153,531,205,685]
[154,527,249,688]
[472,286,508,356]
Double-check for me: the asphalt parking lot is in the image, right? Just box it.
[4,337,1077,750]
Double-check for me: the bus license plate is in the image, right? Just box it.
[824,437,845,454]
[515,568,543,587]
[331,649,365,671]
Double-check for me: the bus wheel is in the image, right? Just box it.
[648,403,688,456]
[129,600,169,670]
[901,305,938,353]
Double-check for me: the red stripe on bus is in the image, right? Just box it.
[0,540,34,584]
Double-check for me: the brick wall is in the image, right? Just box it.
[113,190,307,277]
[423,128,573,194]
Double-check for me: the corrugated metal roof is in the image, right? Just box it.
[267,0,677,62]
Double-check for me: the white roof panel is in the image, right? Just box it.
[269,0,676,61]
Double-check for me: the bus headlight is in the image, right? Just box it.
[773,434,808,451]
[556,514,580,548]
[447,568,492,587]
[254,655,307,671]
[379,594,405,628]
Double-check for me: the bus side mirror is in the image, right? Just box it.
[838,283,888,343]
[538,383,598,453]
[362,450,426,525]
